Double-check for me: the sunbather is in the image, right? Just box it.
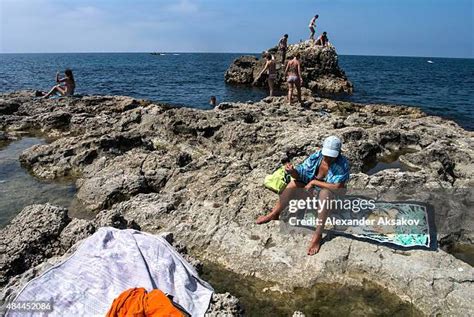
[257,136,350,255]
[41,69,75,98]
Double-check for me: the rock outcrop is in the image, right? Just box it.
[225,42,353,95]
[0,90,473,315]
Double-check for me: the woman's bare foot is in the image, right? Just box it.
[256,212,279,224]
[307,233,322,255]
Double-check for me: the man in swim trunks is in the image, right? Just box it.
[256,54,277,96]
[256,136,350,256]
[278,34,289,65]
[284,53,303,105]
[315,32,329,47]
[309,15,319,40]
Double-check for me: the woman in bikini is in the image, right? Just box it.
[42,69,76,98]
[284,53,303,105]
[256,54,277,96]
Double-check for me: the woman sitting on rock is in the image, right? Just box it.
[40,69,76,98]
[256,136,350,256]
[284,53,303,105]
[255,54,277,97]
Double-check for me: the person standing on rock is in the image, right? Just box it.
[256,136,350,256]
[278,34,289,65]
[284,53,303,105]
[255,54,277,96]
[309,15,319,40]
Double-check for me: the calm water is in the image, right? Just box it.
[202,261,421,317]
[0,53,472,130]
[0,137,76,227]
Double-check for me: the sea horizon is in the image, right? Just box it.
[1,51,473,60]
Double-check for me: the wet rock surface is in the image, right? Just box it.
[0,90,473,315]
[225,42,353,95]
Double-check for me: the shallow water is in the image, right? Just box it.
[362,149,418,175]
[202,261,422,317]
[447,244,474,267]
[0,137,76,227]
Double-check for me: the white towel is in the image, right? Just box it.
[7,227,213,317]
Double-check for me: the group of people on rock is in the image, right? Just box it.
[255,14,330,104]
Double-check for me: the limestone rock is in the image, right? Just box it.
[205,293,244,317]
[0,91,473,315]
[225,42,353,95]
[0,204,70,286]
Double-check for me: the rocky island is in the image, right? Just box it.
[225,42,353,95]
[0,85,473,315]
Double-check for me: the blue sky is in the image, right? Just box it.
[1,0,472,57]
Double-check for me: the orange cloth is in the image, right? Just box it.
[106,288,184,317]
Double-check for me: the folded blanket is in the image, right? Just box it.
[7,228,213,317]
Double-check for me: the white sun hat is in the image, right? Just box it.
[321,136,342,158]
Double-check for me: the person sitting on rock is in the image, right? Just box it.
[257,136,350,256]
[284,53,303,105]
[255,54,277,97]
[41,69,76,98]
[309,15,319,40]
[278,34,289,65]
[315,32,329,47]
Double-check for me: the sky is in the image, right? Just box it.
[0,0,472,57]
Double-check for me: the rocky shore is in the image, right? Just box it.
[0,90,473,315]
[225,41,353,95]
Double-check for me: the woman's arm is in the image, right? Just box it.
[55,72,60,83]
[256,62,269,81]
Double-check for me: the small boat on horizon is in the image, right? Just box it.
[427,60,434,64]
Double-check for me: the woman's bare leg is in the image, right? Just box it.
[43,85,65,98]
[288,83,294,104]
[296,81,302,104]
[256,180,305,224]
[268,79,274,96]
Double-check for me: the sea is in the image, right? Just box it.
[0,52,473,130]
